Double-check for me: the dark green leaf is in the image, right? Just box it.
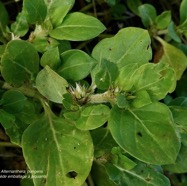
[1,90,27,114]
[180,0,187,24]
[36,66,68,103]
[0,109,22,145]
[126,0,142,16]
[75,104,110,130]
[23,0,47,24]
[163,144,187,173]
[47,0,75,27]
[1,40,39,86]
[91,162,116,186]
[22,115,93,186]
[0,1,9,30]
[138,4,157,27]
[58,49,96,81]
[105,162,170,186]
[49,12,106,41]
[91,128,118,157]
[109,103,181,165]
[168,97,187,107]
[168,21,181,43]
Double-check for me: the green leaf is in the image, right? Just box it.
[1,40,39,86]
[169,106,187,132]
[75,104,110,130]
[132,63,176,100]
[36,65,68,103]
[163,144,187,173]
[168,97,187,107]
[105,162,170,186]
[1,90,27,114]
[58,49,96,81]
[49,12,106,41]
[130,90,152,108]
[126,0,142,16]
[116,93,129,109]
[22,114,93,186]
[91,162,116,186]
[91,128,118,157]
[138,4,157,27]
[116,62,176,100]
[92,27,152,69]
[157,37,187,80]
[168,21,181,43]
[111,147,137,170]
[180,0,187,24]
[47,0,75,27]
[0,109,23,145]
[40,47,61,69]
[23,0,47,24]
[95,59,118,90]
[109,103,181,165]
[0,1,9,30]
[155,11,171,29]
[32,37,60,53]
[11,10,29,37]
[115,63,139,91]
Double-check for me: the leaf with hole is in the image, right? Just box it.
[109,102,181,165]
[22,114,93,186]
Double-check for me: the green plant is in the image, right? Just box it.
[1,0,187,186]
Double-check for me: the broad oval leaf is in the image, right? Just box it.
[58,49,96,81]
[22,115,94,186]
[49,12,106,41]
[75,104,110,130]
[1,40,39,86]
[23,0,47,24]
[36,66,68,103]
[92,27,152,68]
[109,102,181,165]
[47,0,75,27]
[2,90,27,114]
[157,37,187,80]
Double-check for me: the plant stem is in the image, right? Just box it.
[87,174,95,186]
[2,82,41,100]
[0,142,20,148]
[88,91,116,105]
